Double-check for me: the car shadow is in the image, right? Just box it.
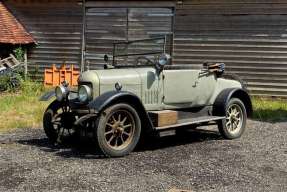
[17,137,107,159]
[137,128,222,152]
[17,128,223,159]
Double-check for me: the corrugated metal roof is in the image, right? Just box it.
[0,2,35,44]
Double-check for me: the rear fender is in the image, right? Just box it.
[213,88,253,117]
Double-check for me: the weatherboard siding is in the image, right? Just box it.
[174,0,287,97]
[4,0,287,97]
[5,0,82,78]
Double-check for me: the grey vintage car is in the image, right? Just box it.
[40,37,252,157]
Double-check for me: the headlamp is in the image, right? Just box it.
[55,85,69,101]
[78,85,92,102]
[158,54,171,66]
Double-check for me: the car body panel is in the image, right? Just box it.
[77,67,243,111]
[163,70,200,104]
[208,78,243,104]
[96,69,141,98]
[134,68,164,111]
[79,67,165,111]
[79,69,141,100]
[163,70,218,108]
[78,70,100,98]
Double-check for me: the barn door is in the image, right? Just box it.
[84,4,174,70]
[126,8,174,65]
[84,8,128,70]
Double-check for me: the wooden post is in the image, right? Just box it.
[80,0,86,73]
[24,48,28,79]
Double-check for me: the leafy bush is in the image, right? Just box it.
[0,70,22,92]
[13,46,25,62]
[0,46,26,92]
[20,79,46,96]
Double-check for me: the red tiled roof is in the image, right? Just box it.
[0,2,35,44]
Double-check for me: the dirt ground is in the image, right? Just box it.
[0,120,286,192]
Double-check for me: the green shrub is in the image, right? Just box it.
[20,80,46,96]
[0,72,22,92]
[13,46,25,62]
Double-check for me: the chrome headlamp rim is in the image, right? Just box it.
[78,85,92,103]
[55,85,69,101]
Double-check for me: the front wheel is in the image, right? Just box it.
[218,98,247,139]
[43,100,76,143]
[94,103,141,157]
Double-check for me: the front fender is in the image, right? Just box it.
[213,88,253,117]
[39,91,55,101]
[88,90,155,132]
[88,91,138,112]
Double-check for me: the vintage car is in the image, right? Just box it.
[40,37,252,157]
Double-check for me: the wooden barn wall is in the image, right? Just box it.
[4,0,287,97]
[5,0,82,79]
[174,0,287,97]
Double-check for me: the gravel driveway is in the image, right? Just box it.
[0,120,286,192]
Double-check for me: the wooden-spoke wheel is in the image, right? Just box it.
[95,103,141,157]
[226,103,243,135]
[104,110,135,150]
[218,98,247,139]
[43,100,76,143]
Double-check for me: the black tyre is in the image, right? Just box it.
[218,98,247,139]
[94,103,141,157]
[43,100,76,143]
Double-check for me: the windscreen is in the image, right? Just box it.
[112,36,169,66]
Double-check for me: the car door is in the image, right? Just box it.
[163,69,216,108]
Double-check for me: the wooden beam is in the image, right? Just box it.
[86,1,175,8]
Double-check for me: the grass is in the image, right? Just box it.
[0,81,49,132]
[252,97,287,122]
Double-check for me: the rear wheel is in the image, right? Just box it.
[95,103,141,157]
[218,98,247,139]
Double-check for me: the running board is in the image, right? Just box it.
[155,116,225,131]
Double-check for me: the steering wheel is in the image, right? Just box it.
[135,56,155,66]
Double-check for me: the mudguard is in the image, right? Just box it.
[88,90,154,131]
[39,91,55,101]
[213,88,253,117]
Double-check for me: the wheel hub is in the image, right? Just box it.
[230,115,236,121]
[61,112,74,129]
[113,125,124,136]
